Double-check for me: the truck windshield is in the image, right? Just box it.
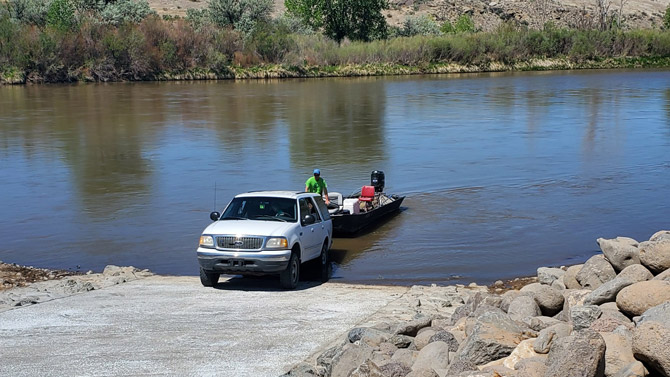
[221,197,297,222]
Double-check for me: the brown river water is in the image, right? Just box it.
[1,70,670,285]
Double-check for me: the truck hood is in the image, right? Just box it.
[202,220,295,237]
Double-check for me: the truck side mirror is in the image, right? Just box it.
[302,214,315,225]
[210,212,220,221]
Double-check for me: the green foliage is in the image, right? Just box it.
[664,5,670,30]
[454,14,475,33]
[7,0,50,26]
[275,11,314,35]
[440,20,454,34]
[46,0,78,31]
[185,8,211,29]
[99,0,155,26]
[401,14,440,37]
[286,0,388,43]
[207,0,273,34]
[248,21,296,61]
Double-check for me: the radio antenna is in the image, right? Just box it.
[214,181,217,211]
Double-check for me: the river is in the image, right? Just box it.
[1,69,669,285]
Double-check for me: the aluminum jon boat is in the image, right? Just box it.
[327,171,405,237]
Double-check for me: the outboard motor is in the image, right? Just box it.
[371,170,385,193]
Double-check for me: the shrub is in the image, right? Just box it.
[401,14,440,36]
[46,0,78,31]
[99,0,155,26]
[454,14,475,33]
[664,5,670,30]
[248,21,295,62]
[207,0,273,34]
[7,0,50,26]
[440,20,454,34]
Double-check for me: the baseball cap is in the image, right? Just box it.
[313,169,321,175]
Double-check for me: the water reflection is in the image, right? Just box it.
[1,70,669,284]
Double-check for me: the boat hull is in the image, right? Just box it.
[331,196,405,236]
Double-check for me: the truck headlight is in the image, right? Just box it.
[266,237,288,249]
[199,235,214,248]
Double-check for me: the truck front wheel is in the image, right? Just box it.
[200,267,220,287]
[280,252,300,289]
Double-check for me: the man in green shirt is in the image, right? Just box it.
[305,169,330,205]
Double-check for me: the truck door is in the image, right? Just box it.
[299,197,322,260]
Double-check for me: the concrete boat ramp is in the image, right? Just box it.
[0,275,409,377]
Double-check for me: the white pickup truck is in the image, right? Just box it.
[196,191,333,289]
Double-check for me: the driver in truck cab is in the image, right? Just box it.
[305,169,330,205]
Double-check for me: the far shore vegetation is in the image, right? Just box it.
[2,0,670,84]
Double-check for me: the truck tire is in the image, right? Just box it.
[200,267,219,287]
[319,241,331,283]
[280,252,300,289]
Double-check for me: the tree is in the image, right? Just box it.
[207,0,273,33]
[286,0,388,43]
[664,4,670,30]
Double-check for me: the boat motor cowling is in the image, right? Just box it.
[371,170,385,193]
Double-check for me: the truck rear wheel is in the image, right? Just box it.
[280,252,300,289]
[200,267,219,287]
[319,241,331,283]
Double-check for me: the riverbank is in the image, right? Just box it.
[4,56,670,85]
[3,20,670,85]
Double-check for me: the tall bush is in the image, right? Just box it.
[99,0,155,26]
[46,0,78,30]
[401,14,440,36]
[207,0,273,34]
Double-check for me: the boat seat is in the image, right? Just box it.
[359,185,375,202]
[328,192,343,206]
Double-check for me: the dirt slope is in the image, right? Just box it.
[149,0,670,31]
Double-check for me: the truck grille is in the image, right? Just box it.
[216,236,263,250]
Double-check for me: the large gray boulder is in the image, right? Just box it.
[654,269,670,281]
[637,301,670,326]
[632,320,670,376]
[500,290,522,313]
[348,327,391,347]
[571,305,602,331]
[612,361,647,377]
[521,283,564,316]
[538,267,566,286]
[576,255,617,290]
[515,356,548,377]
[544,329,606,377]
[564,265,584,290]
[562,289,592,317]
[454,309,531,366]
[394,316,433,337]
[413,329,437,351]
[391,349,419,368]
[533,323,572,354]
[508,295,542,322]
[405,369,439,377]
[617,264,653,283]
[597,237,640,272]
[589,309,633,333]
[348,359,384,377]
[428,331,459,352]
[601,332,636,377]
[650,230,670,242]
[583,278,635,306]
[638,239,670,274]
[616,280,670,317]
[329,343,375,377]
[411,341,450,374]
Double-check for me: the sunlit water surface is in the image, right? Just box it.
[1,70,669,285]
